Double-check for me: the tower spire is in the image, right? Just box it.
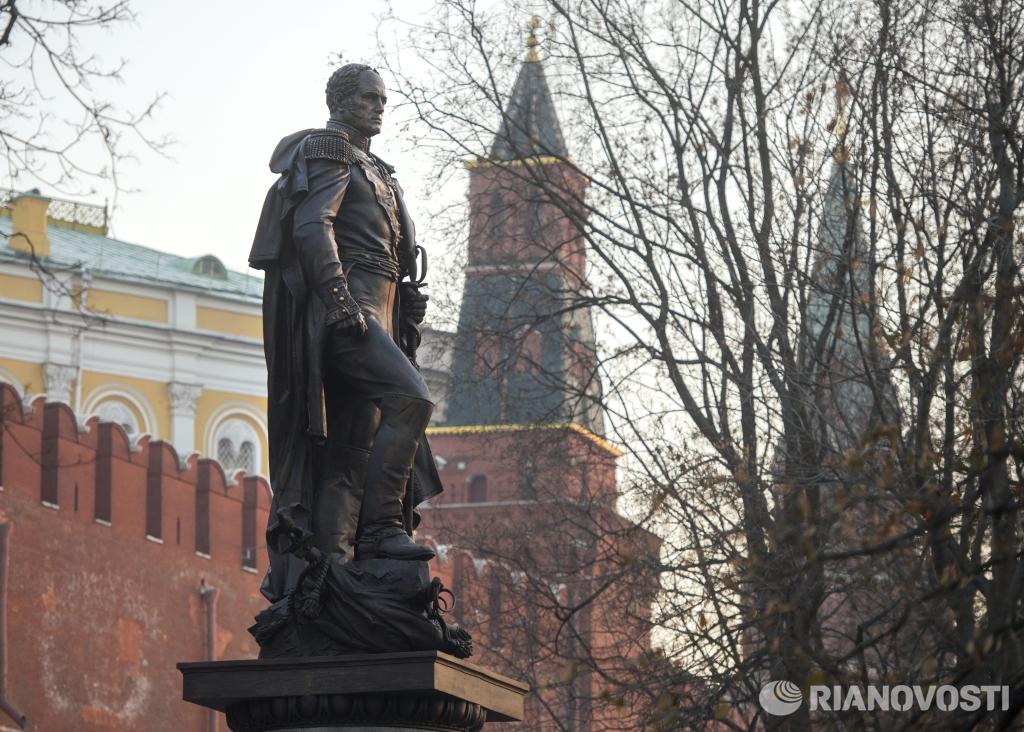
[525,15,541,63]
[446,30,601,432]
[489,16,567,161]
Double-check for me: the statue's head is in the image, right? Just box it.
[326,63,387,138]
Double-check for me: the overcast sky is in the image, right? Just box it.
[82,0,445,274]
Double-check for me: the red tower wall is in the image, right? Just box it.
[434,108,662,727]
[421,427,660,731]
[0,383,270,732]
[467,161,589,285]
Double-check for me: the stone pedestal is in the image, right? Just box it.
[178,651,528,731]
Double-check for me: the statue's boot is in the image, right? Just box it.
[356,394,435,561]
[313,445,370,562]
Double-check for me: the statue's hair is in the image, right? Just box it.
[326,63,380,114]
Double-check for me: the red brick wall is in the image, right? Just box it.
[0,382,659,731]
[0,383,270,732]
[427,427,618,506]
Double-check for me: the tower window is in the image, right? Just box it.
[521,459,537,500]
[468,474,488,503]
[488,191,508,241]
[514,328,543,373]
[526,200,543,241]
[473,333,502,377]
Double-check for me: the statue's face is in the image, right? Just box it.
[336,71,387,138]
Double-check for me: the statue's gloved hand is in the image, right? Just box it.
[319,275,368,337]
[399,281,429,325]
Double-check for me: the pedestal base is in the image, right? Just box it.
[178,651,528,732]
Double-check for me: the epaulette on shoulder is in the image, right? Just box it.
[303,130,357,164]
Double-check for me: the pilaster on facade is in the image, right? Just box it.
[168,338,204,396]
[168,381,203,460]
[42,362,76,404]
[171,290,198,331]
[39,264,81,313]
[41,314,79,377]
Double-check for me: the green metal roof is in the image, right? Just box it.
[0,215,262,303]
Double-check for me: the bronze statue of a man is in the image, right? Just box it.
[249,64,442,602]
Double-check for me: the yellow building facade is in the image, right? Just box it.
[0,190,270,477]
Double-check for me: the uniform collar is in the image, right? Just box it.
[326,120,371,153]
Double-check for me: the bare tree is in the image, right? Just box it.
[0,0,167,200]
[0,1,167,474]
[0,0,169,345]
[384,0,1024,729]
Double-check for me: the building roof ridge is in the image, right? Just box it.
[0,213,263,300]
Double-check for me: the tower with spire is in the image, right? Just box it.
[443,15,603,434]
[419,19,660,731]
[755,83,947,686]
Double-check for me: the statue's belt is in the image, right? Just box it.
[340,251,400,281]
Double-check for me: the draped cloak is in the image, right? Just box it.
[249,129,443,602]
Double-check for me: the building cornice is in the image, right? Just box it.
[427,421,623,457]
[463,155,568,170]
[463,261,563,276]
[0,299,266,396]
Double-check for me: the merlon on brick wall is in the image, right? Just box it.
[0,381,271,569]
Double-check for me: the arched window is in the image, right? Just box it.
[473,333,502,377]
[514,327,543,373]
[468,474,488,503]
[526,199,543,242]
[0,368,24,397]
[84,386,155,442]
[521,459,537,500]
[488,191,507,242]
[213,418,260,475]
[93,400,140,440]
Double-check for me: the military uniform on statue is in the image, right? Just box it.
[245,63,470,659]
[179,62,527,732]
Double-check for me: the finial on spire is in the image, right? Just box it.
[835,78,850,138]
[525,15,541,62]
[833,77,851,162]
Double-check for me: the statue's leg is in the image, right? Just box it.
[327,335,435,560]
[356,393,434,560]
[313,395,380,560]
[312,444,370,561]
[329,269,436,561]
